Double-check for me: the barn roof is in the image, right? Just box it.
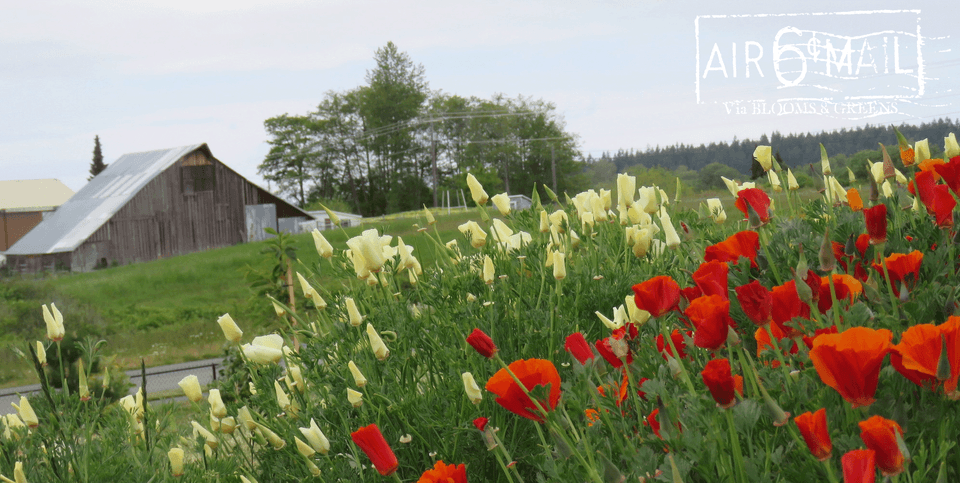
[0,179,75,212]
[6,143,308,256]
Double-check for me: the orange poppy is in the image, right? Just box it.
[704,231,760,267]
[755,324,799,367]
[918,158,945,181]
[847,188,864,212]
[900,146,915,166]
[891,316,960,397]
[585,408,601,427]
[417,461,468,483]
[485,358,561,422]
[859,415,905,476]
[632,275,680,318]
[872,250,923,298]
[809,327,893,408]
[684,295,733,351]
[913,170,938,214]
[597,368,630,406]
[817,274,863,313]
[794,408,832,461]
[656,329,692,360]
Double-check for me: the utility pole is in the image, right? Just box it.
[431,137,438,207]
[551,145,557,194]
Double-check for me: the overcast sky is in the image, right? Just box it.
[1,0,956,195]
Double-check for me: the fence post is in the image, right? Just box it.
[211,363,217,381]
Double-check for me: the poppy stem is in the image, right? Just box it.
[757,228,784,287]
[826,273,843,330]
[723,410,748,483]
[876,242,902,318]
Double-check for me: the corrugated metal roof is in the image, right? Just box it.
[0,179,75,211]
[5,144,204,255]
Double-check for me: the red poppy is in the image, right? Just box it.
[863,204,888,245]
[735,280,772,326]
[704,231,760,267]
[802,325,839,350]
[891,316,960,396]
[684,295,733,351]
[693,261,729,300]
[351,424,399,476]
[859,416,905,476]
[794,408,832,461]
[934,155,960,196]
[646,408,664,439]
[655,329,691,360]
[701,358,737,408]
[932,184,956,228]
[847,188,864,212]
[485,358,561,422]
[872,250,923,298]
[417,460,468,483]
[472,417,488,431]
[855,233,870,258]
[842,449,877,483]
[734,188,772,224]
[817,274,863,313]
[770,281,810,337]
[913,169,938,214]
[564,332,595,365]
[466,328,497,358]
[595,328,633,369]
[680,286,703,305]
[632,275,681,318]
[809,327,893,408]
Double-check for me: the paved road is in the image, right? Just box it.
[0,357,224,416]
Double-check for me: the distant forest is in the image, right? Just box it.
[589,118,960,175]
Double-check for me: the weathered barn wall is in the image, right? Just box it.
[0,211,43,251]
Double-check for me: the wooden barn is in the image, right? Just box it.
[5,144,312,272]
[0,179,75,252]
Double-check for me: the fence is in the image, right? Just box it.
[0,358,223,415]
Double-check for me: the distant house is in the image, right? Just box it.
[303,210,363,231]
[0,179,74,252]
[5,144,312,272]
[508,194,533,211]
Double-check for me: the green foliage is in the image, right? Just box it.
[697,162,742,191]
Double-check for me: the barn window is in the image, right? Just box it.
[182,165,216,194]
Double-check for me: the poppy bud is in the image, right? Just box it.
[366,323,390,360]
[299,419,330,455]
[178,375,203,403]
[168,447,185,477]
[492,193,511,216]
[818,229,836,271]
[347,388,363,408]
[351,424,399,476]
[466,173,489,206]
[466,329,498,358]
[462,372,483,404]
[348,361,367,388]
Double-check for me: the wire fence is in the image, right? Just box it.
[0,358,223,414]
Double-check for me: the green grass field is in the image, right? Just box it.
[0,208,479,388]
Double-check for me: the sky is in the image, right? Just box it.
[1,0,956,195]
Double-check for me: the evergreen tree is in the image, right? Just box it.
[88,135,107,180]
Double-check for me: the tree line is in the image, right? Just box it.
[258,42,583,216]
[592,117,960,178]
